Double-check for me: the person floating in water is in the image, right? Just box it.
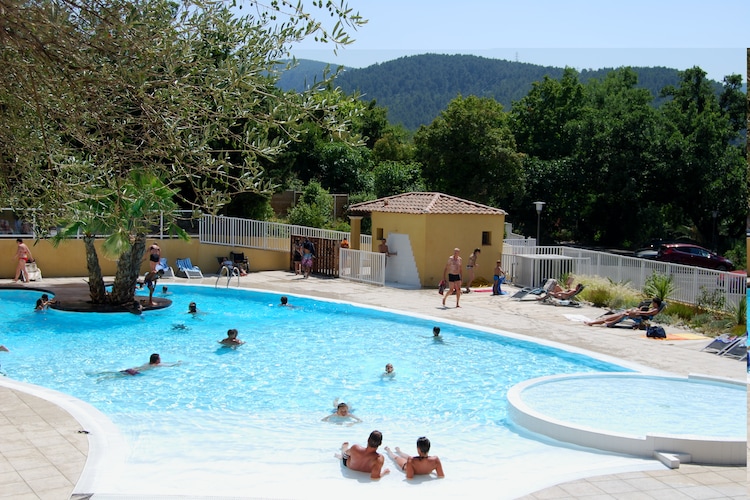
[322,401,362,425]
[188,302,197,314]
[336,430,390,479]
[385,436,445,479]
[382,363,395,377]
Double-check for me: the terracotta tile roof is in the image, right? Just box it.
[349,192,507,215]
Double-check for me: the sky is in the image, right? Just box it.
[287,0,748,82]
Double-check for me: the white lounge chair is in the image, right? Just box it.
[155,258,174,279]
[176,258,203,279]
[25,261,42,281]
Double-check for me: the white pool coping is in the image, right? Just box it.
[507,372,748,466]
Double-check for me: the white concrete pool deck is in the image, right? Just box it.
[0,272,747,499]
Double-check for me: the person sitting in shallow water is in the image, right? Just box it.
[385,436,445,479]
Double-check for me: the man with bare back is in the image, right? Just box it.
[442,248,462,308]
[338,430,390,479]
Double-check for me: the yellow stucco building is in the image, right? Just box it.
[349,192,507,288]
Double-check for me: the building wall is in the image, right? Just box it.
[0,238,289,279]
[424,214,505,286]
[370,212,505,287]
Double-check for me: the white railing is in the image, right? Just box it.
[339,248,386,286]
[200,215,378,285]
[501,243,745,310]
[200,215,360,251]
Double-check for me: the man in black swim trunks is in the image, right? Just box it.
[338,430,390,479]
[441,248,462,308]
[385,436,445,479]
[144,269,164,306]
[148,242,161,273]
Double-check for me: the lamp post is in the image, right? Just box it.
[533,201,545,246]
[711,210,718,252]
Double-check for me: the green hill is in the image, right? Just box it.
[277,54,713,130]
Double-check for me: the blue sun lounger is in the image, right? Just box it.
[176,258,203,279]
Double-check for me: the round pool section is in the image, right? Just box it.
[507,373,747,466]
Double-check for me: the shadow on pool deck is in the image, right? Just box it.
[0,281,171,313]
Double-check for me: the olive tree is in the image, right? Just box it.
[0,0,365,304]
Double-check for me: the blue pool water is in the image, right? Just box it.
[2,287,626,422]
[1,285,669,498]
[519,375,745,438]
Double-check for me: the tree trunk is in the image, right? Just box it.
[83,235,108,303]
[110,234,146,305]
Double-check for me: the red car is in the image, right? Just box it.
[655,243,734,271]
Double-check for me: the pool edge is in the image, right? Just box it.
[507,372,748,466]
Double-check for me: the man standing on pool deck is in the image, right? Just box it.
[339,430,390,479]
[385,436,445,479]
[442,248,462,308]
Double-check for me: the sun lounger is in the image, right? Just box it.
[541,285,585,307]
[511,279,557,301]
[717,335,747,360]
[176,258,203,279]
[155,258,174,279]
[607,300,667,329]
[701,334,740,354]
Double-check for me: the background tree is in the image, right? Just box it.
[657,67,746,249]
[414,95,524,207]
[372,161,424,198]
[511,67,585,160]
[0,0,365,304]
[286,181,334,228]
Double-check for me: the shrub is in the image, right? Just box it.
[585,287,612,308]
[663,302,696,321]
[575,274,641,309]
[642,272,676,301]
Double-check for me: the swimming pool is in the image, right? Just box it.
[1,285,668,498]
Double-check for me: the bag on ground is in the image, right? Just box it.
[646,325,666,338]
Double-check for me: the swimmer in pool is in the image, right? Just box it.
[382,363,395,377]
[322,402,362,424]
[118,353,180,376]
[219,328,244,346]
[187,302,198,314]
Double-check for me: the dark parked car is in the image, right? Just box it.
[655,243,734,271]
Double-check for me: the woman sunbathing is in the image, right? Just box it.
[585,297,663,327]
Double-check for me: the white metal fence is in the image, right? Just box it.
[200,215,371,250]
[339,248,386,286]
[501,243,745,311]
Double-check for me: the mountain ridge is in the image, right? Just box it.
[276,53,718,130]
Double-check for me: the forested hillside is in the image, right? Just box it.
[277,54,719,130]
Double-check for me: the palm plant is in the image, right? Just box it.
[642,272,676,301]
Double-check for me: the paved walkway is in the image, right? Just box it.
[0,272,746,499]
